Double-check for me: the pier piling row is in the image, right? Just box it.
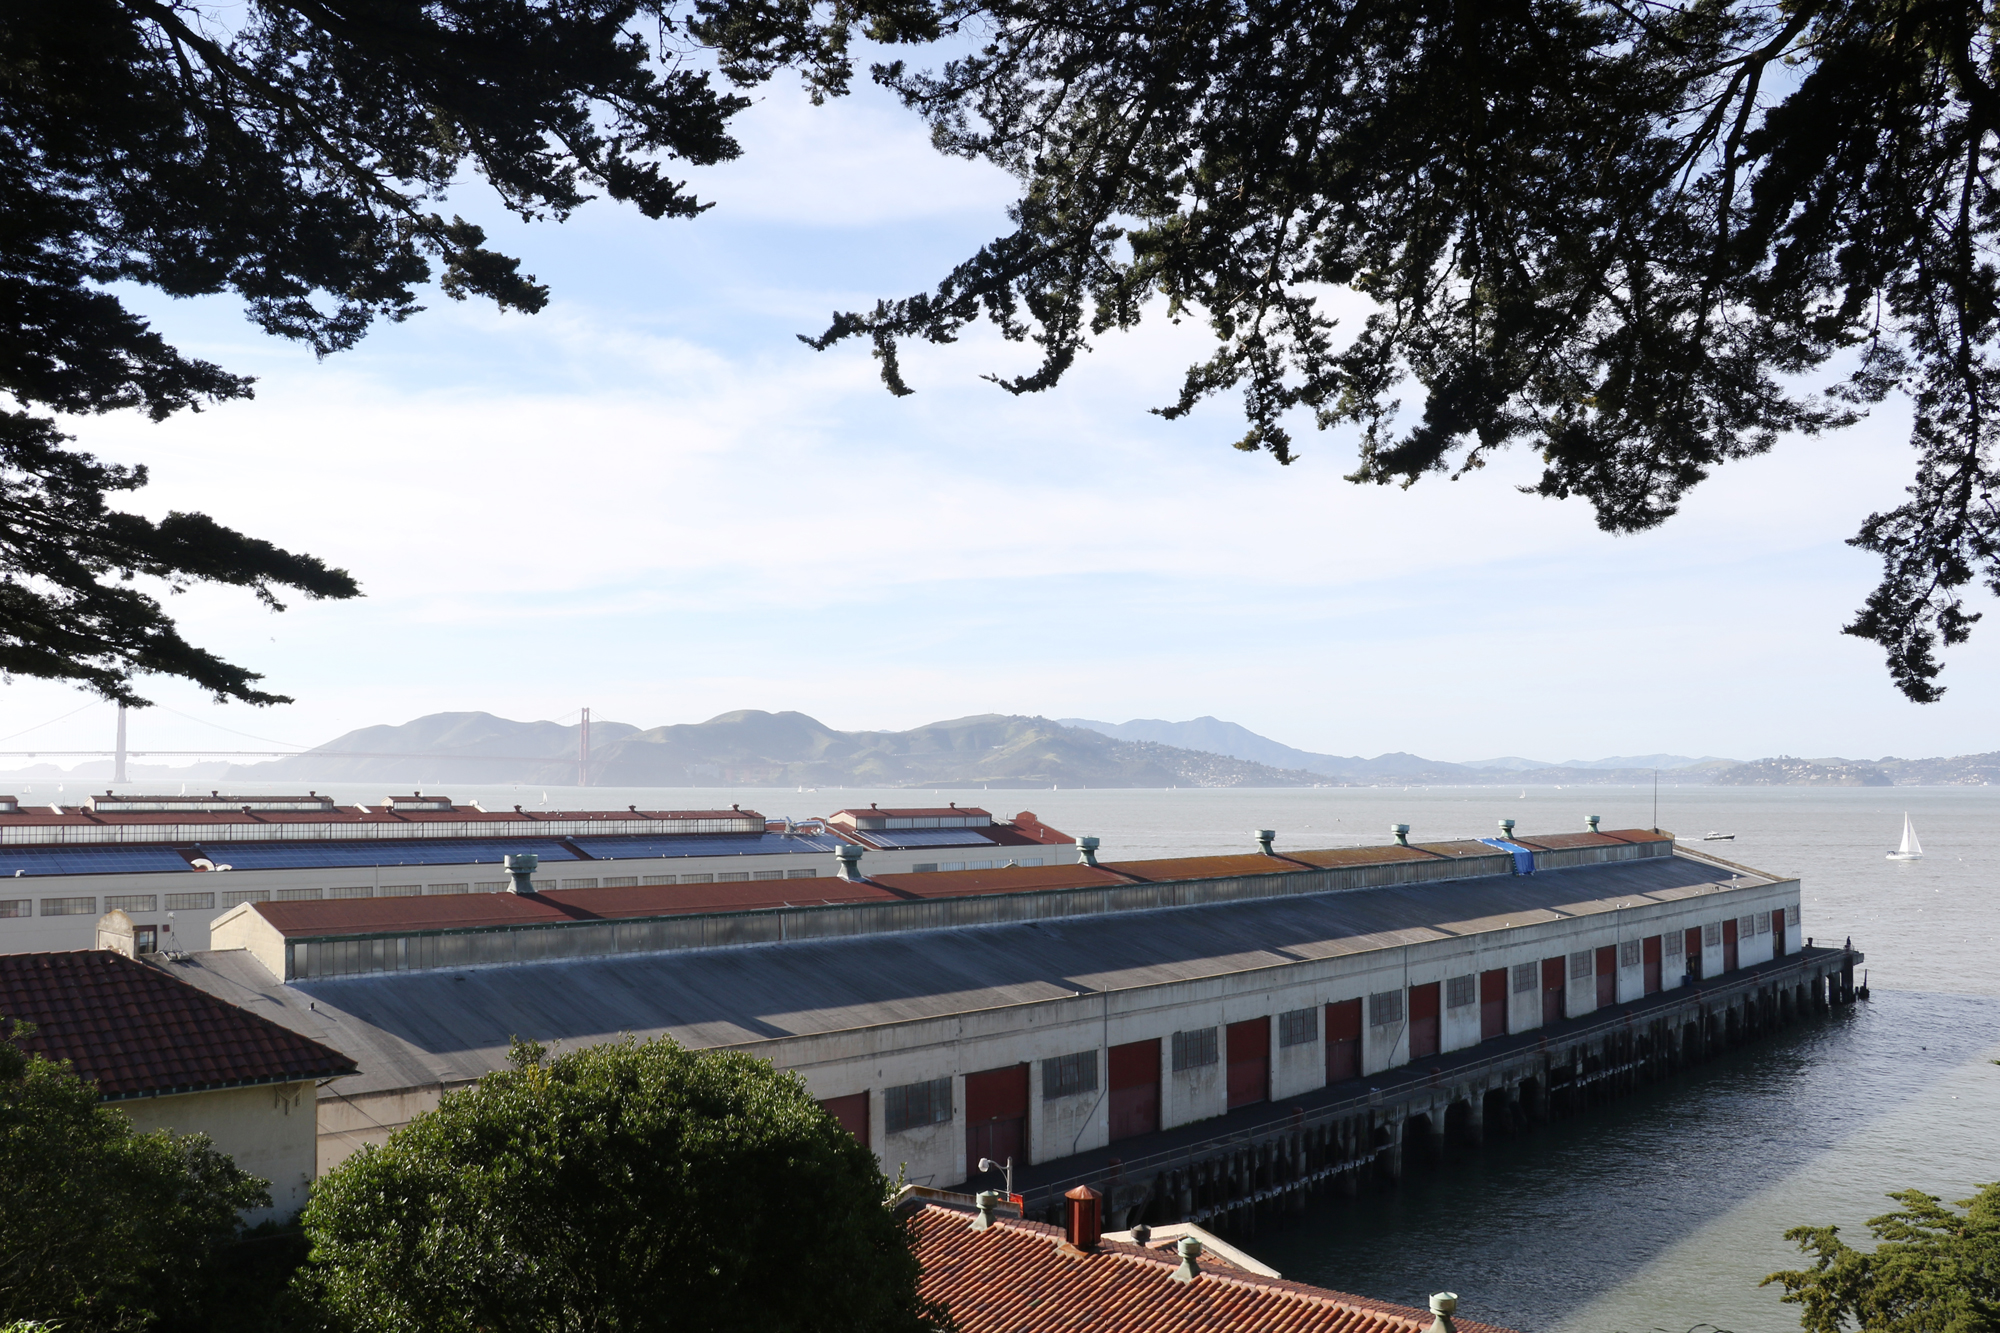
[1025,946,1861,1234]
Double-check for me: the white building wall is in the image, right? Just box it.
[120,1080,319,1225]
[1271,1014,1322,1101]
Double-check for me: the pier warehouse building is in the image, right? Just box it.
[0,794,1072,954]
[160,822,1832,1210]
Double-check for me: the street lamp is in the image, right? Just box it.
[978,1155,1014,1198]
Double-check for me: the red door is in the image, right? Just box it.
[1643,935,1663,995]
[1542,957,1567,1025]
[965,1064,1029,1173]
[1107,1039,1159,1141]
[1723,917,1739,972]
[1772,907,1787,958]
[1595,945,1617,1009]
[1479,968,1508,1040]
[819,1092,869,1143]
[1325,999,1362,1083]
[1685,927,1704,980]
[1226,1017,1269,1109]
[1408,982,1441,1059]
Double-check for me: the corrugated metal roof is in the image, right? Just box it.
[869,865,1131,897]
[847,829,999,850]
[177,853,1781,1099]
[0,844,196,878]
[190,837,582,872]
[1283,846,1438,868]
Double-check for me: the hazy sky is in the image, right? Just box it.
[8,70,1996,768]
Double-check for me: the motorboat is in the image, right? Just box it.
[1701,832,1735,841]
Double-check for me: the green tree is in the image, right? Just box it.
[298,1037,945,1333]
[0,1022,271,1331]
[1765,1183,2000,1333]
[1,0,932,705]
[765,0,2000,701]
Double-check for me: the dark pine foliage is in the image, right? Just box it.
[760,0,2000,701]
[0,0,885,704]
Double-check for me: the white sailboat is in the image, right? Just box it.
[1887,813,1924,861]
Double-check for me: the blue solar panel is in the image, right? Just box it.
[852,829,997,849]
[570,833,840,860]
[191,838,581,871]
[0,845,194,878]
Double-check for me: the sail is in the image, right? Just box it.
[1898,814,1923,857]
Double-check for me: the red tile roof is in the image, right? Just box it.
[909,1205,1517,1333]
[251,879,905,938]
[868,865,1133,898]
[0,951,356,1100]
[1100,853,1313,881]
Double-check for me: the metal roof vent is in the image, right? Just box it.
[1077,836,1101,868]
[1063,1185,1103,1252]
[1169,1234,1202,1283]
[503,852,539,894]
[1497,818,1516,838]
[1254,829,1276,856]
[833,844,864,880]
[1428,1292,1458,1333]
[970,1190,1001,1231]
[1392,823,1411,846]
[1586,814,1601,832]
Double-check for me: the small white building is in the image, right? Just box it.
[0,946,356,1224]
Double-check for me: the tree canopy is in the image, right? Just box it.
[297,1036,944,1333]
[0,1021,270,1331]
[1766,1183,2000,1333]
[773,0,2000,701]
[2,0,931,704]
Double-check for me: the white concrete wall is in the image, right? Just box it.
[120,1080,318,1225]
[1031,1053,1106,1166]
[1271,1017,1321,1100]
[1443,979,1481,1052]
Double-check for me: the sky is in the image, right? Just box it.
[7,66,1997,770]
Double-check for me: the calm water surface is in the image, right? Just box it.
[188,778,2000,1331]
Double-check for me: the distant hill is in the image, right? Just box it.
[1061,718,1729,785]
[193,711,1999,789]
[228,711,1331,788]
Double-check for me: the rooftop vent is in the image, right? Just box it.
[1254,829,1277,856]
[387,793,454,812]
[1497,818,1516,838]
[1077,836,1101,868]
[1392,823,1411,846]
[1428,1292,1459,1333]
[1169,1234,1202,1283]
[1063,1185,1102,1252]
[504,852,539,894]
[833,844,864,880]
[0,796,16,814]
[970,1190,1001,1231]
[1586,814,1601,833]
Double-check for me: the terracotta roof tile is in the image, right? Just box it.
[910,1206,1518,1333]
[0,951,356,1099]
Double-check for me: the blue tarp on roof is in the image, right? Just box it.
[848,829,997,850]
[1478,838,1536,875]
[191,838,582,871]
[0,845,194,878]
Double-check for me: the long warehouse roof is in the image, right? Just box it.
[167,850,1785,1099]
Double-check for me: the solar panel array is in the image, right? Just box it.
[570,832,841,860]
[850,829,999,850]
[0,845,195,878]
[190,838,582,871]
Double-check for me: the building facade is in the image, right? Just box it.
[174,824,1803,1190]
